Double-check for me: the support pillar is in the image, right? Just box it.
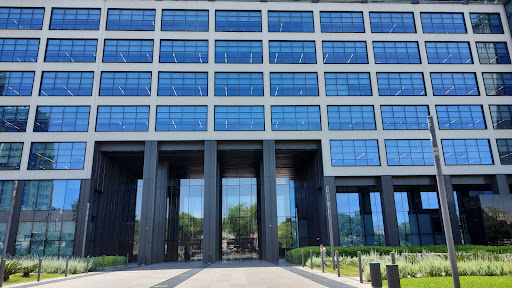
[380,176,400,246]
[443,176,462,245]
[6,181,24,255]
[493,174,510,195]
[323,176,340,247]
[203,140,219,264]
[261,140,278,262]
[138,141,159,265]
[73,179,92,257]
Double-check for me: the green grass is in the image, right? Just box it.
[311,265,360,277]
[3,273,64,285]
[382,276,512,288]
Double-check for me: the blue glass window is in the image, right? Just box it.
[40,72,93,96]
[270,41,316,64]
[471,13,503,34]
[320,12,364,33]
[99,72,151,96]
[162,10,208,31]
[96,106,149,132]
[322,41,367,64]
[377,73,425,96]
[28,142,86,170]
[436,105,486,130]
[330,140,380,166]
[0,143,23,170]
[103,39,153,63]
[45,39,97,62]
[160,40,208,63]
[106,9,155,31]
[0,181,14,211]
[385,140,433,166]
[489,105,512,129]
[483,73,512,96]
[476,42,510,64]
[442,139,493,165]
[0,7,44,29]
[381,105,429,130]
[215,73,263,96]
[156,106,207,131]
[22,180,80,211]
[214,106,264,131]
[268,11,314,32]
[327,106,376,130]
[271,106,321,131]
[34,106,90,132]
[497,139,512,164]
[425,42,472,64]
[0,106,28,132]
[430,73,479,96]
[50,8,101,30]
[324,73,371,96]
[216,10,261,32]
[215,41,262,63]
[421,13,466,34]
[270,73,318,96]
[0,38,39,62]
[0,71,34,96]
[158,72,207,96]
[370,12,415,33]
[373,42,420,64]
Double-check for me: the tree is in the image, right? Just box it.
[222,203,257,239]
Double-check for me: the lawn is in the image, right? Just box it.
[3,273,64,285]
[382,276,512,288]
[313,265,360,277]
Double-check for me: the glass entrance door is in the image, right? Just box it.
[221,178,259,260]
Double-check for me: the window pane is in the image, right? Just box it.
[470,13,503,34]
[373,42,420,64]
[268,11,314,32]
[385,140,433,166]
[377,73,425,96]
[425,42,472,64]
[436,105,486,130]
[270,41,316,64]
[0,106,29,132]
[476,42,510,64]
[0,7,44,30]
[270,73,318,96]
[28,142,86,170]
[216,41,262,64]
[496,139,512,165]
[215,73,263,96]
[99,72,151,96]
[370,12,415,33]
[483,73,512,96]
[103,39,153,63]
[158,72,207,96]
[322,42,367,64]
[156,105,207,131]
[214,106,264,131]
[40,72,94,96]
[216,10,261,32]
[320,12,364,33]
[160,40,208,63]
[0,142,23,170]
[45,39,97,62]
[162,10,208,32]
[106,9,155,31]
[96,106,149,131]
[421,13,466,33]
[271,105,321,131]
[50,8,101,30]
[381,105,429,130]
[325,73,371,96]
[0,72,34,96]
[34,106,90,132]
[430,73,479,96]
[330,140,380,166]
[489,105,512,129]
[327,106,376,130]
[0,38,40,62]
[441,139,493,165]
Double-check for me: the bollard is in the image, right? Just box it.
[336,251,340,277]
[285,249,287,262]
[358,251,363,283]
[116,254,118,268]
[65,257,69,277]
[86,256,90,273]
[391,252,396,265]
[302,251,304,267]
[321,251,324,273]
[37,258,42,282]
[310,250,313,270]
[369,262,382,288]
[102,255,105,271]
[0,258,6,287]
[295,250,297,264]
[386,264,400,288]
[127,253,129,265]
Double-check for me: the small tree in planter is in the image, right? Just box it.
[21,264,38,278]
[4,261,22,281]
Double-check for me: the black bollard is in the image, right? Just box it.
[386,264,400,288]
[127,253,129,265]
[391,252,396,265]
[358,251,363,283]
[116,254,118,268]
[321,251,324,273]
[86,256,90,273]
[102,255,105,271]
[65,257,69,277]
[369,262,382,288]
[336,251,340,277]
[302,251,304,267]
[37,258,42,282]
[310,250,313,270]
[295,250,298,265]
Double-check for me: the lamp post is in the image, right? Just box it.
[325,186,335,270]
[0,180,18,287]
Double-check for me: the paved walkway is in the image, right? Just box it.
[10,260,370,288]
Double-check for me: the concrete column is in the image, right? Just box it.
[261,140,278,262]
[73,179,92,257]
[380,176,400,246]
[323,176,340,247]
[493,174,511,195]
[443,176,462,245]
[6,181,25,255]
[138,141,158,265]
[203,140,219,264]
[151,160,168,263]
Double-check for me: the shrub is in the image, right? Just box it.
[4,261,22,281]
[21,263,38,277]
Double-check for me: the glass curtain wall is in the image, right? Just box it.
[276,178,296,257]
[221,178,258,260]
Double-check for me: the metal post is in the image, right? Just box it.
[295,250,297,265]
[321,251,324,273]
[302,251,304,267]
[369,262,382,288]
[102,255,105,271]
[386,264,400,288]
[310,250,313,270]
[127,253,129,265]
[428,115,461,288]
[336,251,340,277]
[81,203,90,258]
[391,252,396,265]
[37,258,42,282]
[325,186,335,270]
[358,251,363,283]
[86,256,89,273]
[0,180,18,287]
[65,257,69,277]
[295,207,300,248]
[116,254,118,268]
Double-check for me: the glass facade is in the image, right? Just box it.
[45,39,97,62]
[216,10,261,32]
[421,13,466,33]
[430,73,479,96]
[216,41,263,64]
[0,106,29,132]
[381,105,429,130]
[162,10,208,32]
[0,38,39,62]
[22,179,80,210]
[0,7,44,30]
[330,140,380,166]
[373,42,421,64]
[270,73,318,96]
[322,41,368,64]
[476,42,511,64]
[28,142,86,170]
[441,139,493,165]
[320,12,364,33]
[489,105,512,129]
[268,11,314,32]
[370,12,415,33]
[270,41,316,64]
[470,13,503,34]
[40,72,94,96]
[385,140,433,166]
[103,40,153,63]
[0,143,23,170]
[324,73,372,96]
[425,42,472,64]
[496,139,512,165]
[96,106,150,132]
[0,71,34,96]
[271,105,321,131]
[327,105,376,130]
[106,9,155,31]
[377,73,425,96]
[158,72,207,96]
[214,106,264,131]
[276,178,296,256]
[160,40,208,63]
[34,106,90,132]
[99,72,151,96]
[483,73,512,96]
[436,105,486,130]
[50,8,101,30]
[215,73,264,96]
[156,106,207,131]
[0,181,14,211]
